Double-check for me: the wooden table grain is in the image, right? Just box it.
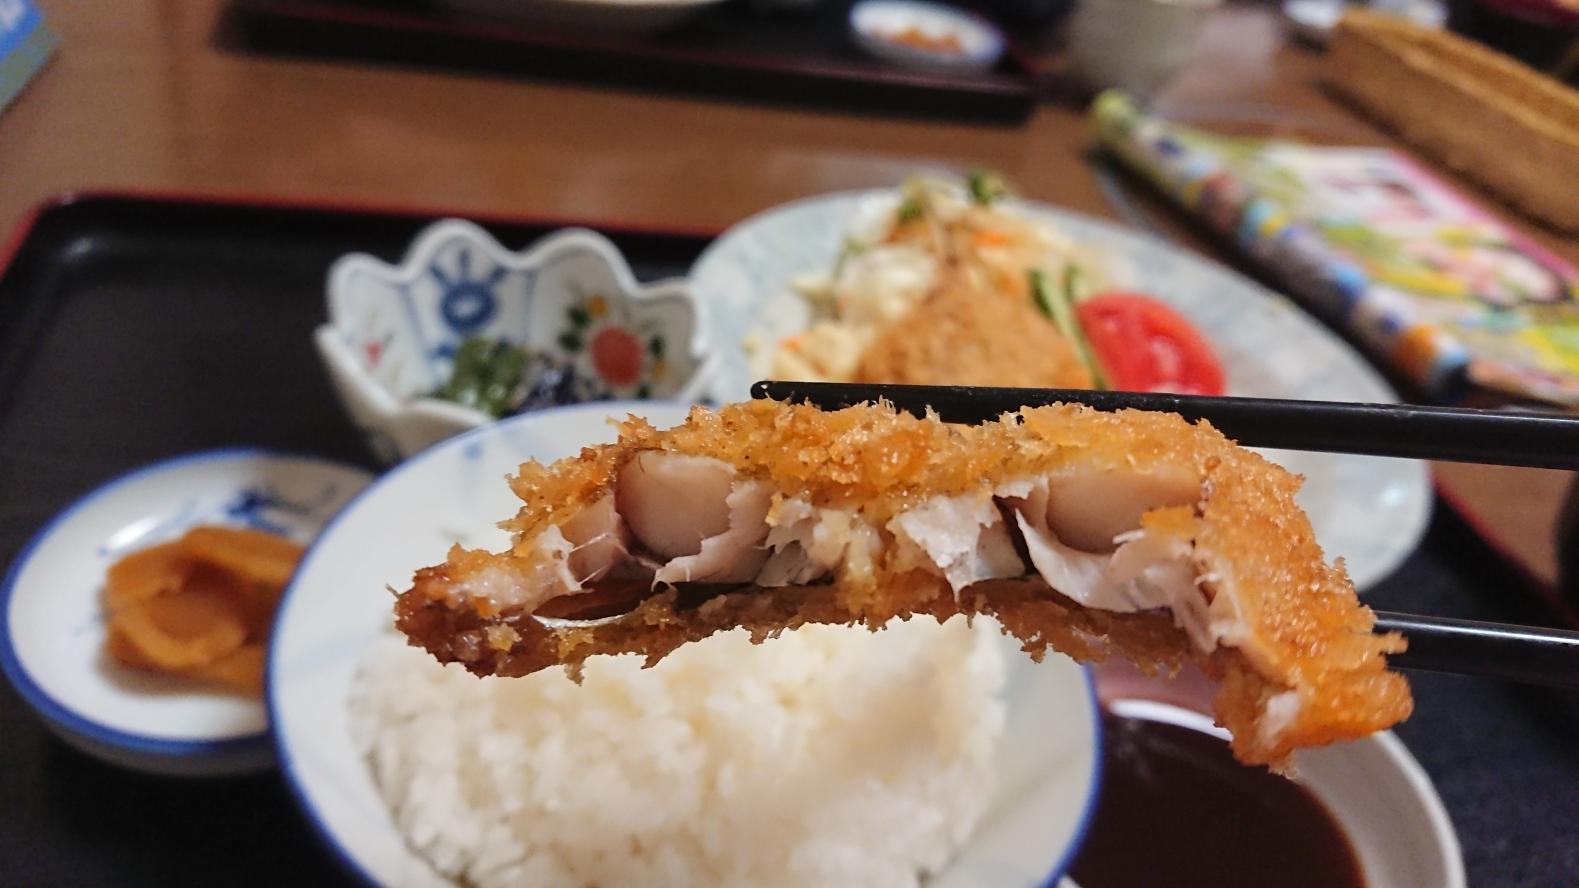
[7,2,1571,264]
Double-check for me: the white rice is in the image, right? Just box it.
[348,616,1007,888]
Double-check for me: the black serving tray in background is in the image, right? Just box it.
[1,193,1577,887]
[0,194,704,552]
[225,0,1040,123]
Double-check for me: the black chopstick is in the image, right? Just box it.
[753,379,1579,686]
[1375,611,1579,688]
[750,381,1579,470]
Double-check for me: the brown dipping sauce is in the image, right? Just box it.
[1068,707,1365,888]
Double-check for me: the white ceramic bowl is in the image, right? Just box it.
[317,221,716,463]
[1104,697,1465,888]
[0,449,373,778]
[270,401,1102,887]
[849,0,1007,74]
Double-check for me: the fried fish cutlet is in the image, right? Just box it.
[853,274,1094,389]
[393,399,1411,767]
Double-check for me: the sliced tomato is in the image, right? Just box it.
[1075,293,1226,396]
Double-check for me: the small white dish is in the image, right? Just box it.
[1106,697,1465,888]
[317,220,716,463]
[0,449,373,778]
[849,0,1007,74]
[270,401,1102,886]
[689,188,1432,591]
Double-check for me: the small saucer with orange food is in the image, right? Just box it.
[0,449,372,777]
[849,0,1007,74]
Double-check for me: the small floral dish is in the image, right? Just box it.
[0,449,373,778]
[316,220,715,463]
[849,0,1007,74]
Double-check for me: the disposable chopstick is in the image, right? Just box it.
[749,381,1579,470]
[1374,611,1579,688]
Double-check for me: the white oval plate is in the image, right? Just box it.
[0,449,373,777]
[270,401,1101,887]
[692,190,1432,590]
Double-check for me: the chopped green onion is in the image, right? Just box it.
[434,336,532,418]
[967,170,1009,205]
[1028,268,1105,388]
[896,198,923,224]
[1063,264,1092,303]
[831,236,868,283]
[1028,268,1056,320]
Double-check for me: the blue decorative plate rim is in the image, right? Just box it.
[1043,668,1103,888]
[268,402,680,887]
[0,447,371,762]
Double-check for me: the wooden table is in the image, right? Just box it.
[6,2,1570,256]
[4,2,1579,886]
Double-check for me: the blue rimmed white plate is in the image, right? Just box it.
[0,449,374,778]
[690,189,1433,591]
[269,401,1101,887]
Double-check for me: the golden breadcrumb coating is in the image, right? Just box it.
[853,276,1094,389]
[395,399,1411,766]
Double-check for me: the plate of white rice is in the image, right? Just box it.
[269,401,1101,888]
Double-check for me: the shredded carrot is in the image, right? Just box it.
[972,229,1013,248]
[992,267,1018,295]
[882,26,965,54]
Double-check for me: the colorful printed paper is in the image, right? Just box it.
[1092,91,1579,405]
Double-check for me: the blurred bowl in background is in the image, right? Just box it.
[316,220,715,463]
[1066,0,1222,95]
